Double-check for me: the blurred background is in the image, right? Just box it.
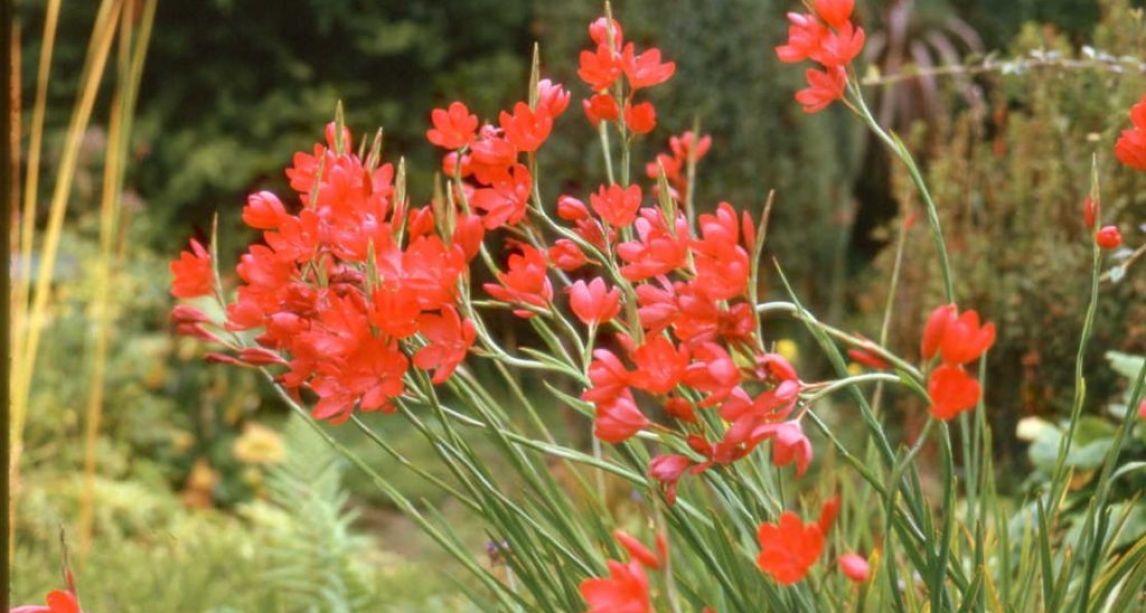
[10,0,1146,609]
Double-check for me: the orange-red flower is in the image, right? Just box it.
[595,391,650,443]
[1096,225,1123,250]
[549,239,589,271]
[1082,196,1099,230]
[927,364,981,421]
[580,560,651,613]
[590,184,643,228]
[413,305,476,384]
[170,238,214,299]
[623,101,657,135]
[814,0,855,28]
[629,336,689,395]
[500,102,554,152]
[537,79,571,117]
[776,13,828,64]
[483,244,553,317]
[427,102,479,150]
[756,510,826,585]
[569,278,622,325]
[243,190,288,229]
[583,93,620,126]
[921,304,995,366]
[471,163,532,229]
[817,22,866,67]
[649,453,695,505]
[1115,95,1146,171]
[795,66,846,113]
[579,44,623,91]
[751,420,814,476]
[622,45,676,90]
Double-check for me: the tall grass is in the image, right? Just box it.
[10,0,156,559]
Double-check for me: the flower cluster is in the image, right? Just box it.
[571,198,814,502]
[171,124,479,424]
[429,82,569,229]
[921,304,996,420]
[775,0,865,113]
[578,17,676,134]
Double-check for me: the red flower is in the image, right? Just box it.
[589,17,624,49]
[537,79,571,117]
[311,335,409,424]
[590,184,643,227]
[557,194,591,221]
[751,420,814,476]
[938,309,996,366]
[756,511,826,585]
[618,211,690,280]
[500,102,554,152]
[580,560,651,613]
[583,93,621,126]
[10,590,82,613]
[584,349,631,404]
[595,391,650,443]
[413,305,476,384]
[549,239,589,271]
[471,163,532,229]
[1082,196,1099,230]
[623,101,657,135]
[927,364,981,421]
[579,44,623,91]
[483,244,553,317]
[170,238,214,299]
[683,342,741,406]
[921,304,995,366]
[369,284,421,339]
[814,0,855,28]
[243,190,288,229]
[921,304,957,361]
[838,553,871,583]
[427,102,479,150]
[1115,95,1146,171]
[622,44,676,90]
[817,22,866,67]
[1096,225,1123,250]
[569,278,622,325]
[649,453,694,505]
[629,336,689,395]
[795,66,847,114]
[776,13,828,64]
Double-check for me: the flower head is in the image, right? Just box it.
[569,278,622,325]
[928,364,981,421]
[427,102,479,150]
[1096,225,1123,250]
[756,511,826,585]
[590,184,643,228]
[170,238,214,299]
[580,560,651,613]
[795,66,847,114]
